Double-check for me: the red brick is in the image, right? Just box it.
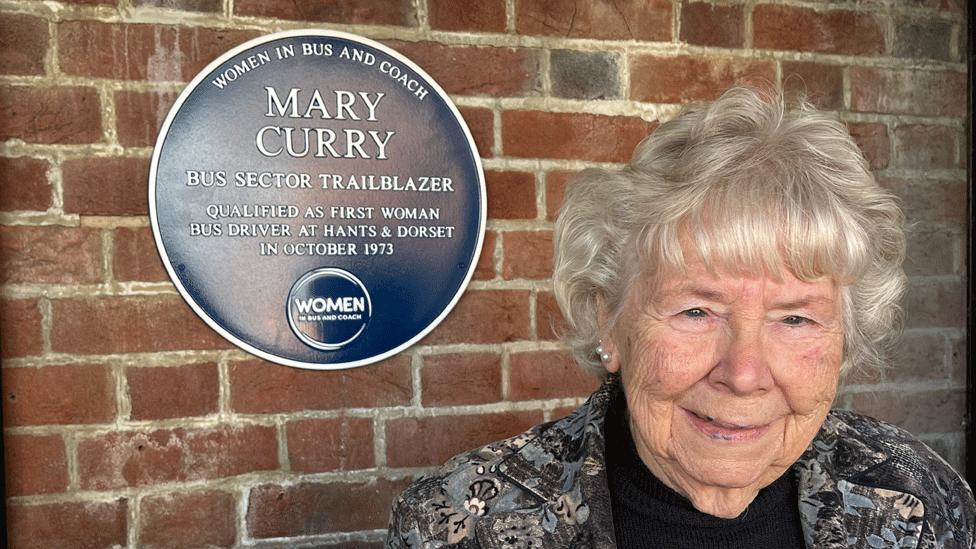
[127,362,219,420]
[229,356,411,413]
[904,228,958,276]
[782,62,844,110]
[552,405,579,419]
[50,296,230,354]
[0,156,50,211]
[235,0,414,25]
[78,424,278,489]
[62,157,150,215]
[753,6,885,55]
[894,125,959,170]
[880,178,966,226]
[474,230,497,280]
[58,21,259,81]
[0,225,103,284]
[430,0,506,31]
[509,350,600,400]
[851,67,966,118]
[846,123,890,170]
[287,417,373,472]
[0,13,47,75]
[851,389,965,434]
[386,411,541,467]
[535,290,566,341]
[134,0,222,11]
[113,226,169,282]
[3,434,68,496]
[3,364,115,426]
[1,298,43,358]
[0,86,102,144]
[139,490,237,548]
[885,332,948,383]
[7,499,127,549]
[421,352,501,406]
[630,55,776,104]
[545,170,574,220]
[423,290,531,344]
[503,111,654,162]
[503,231,553,280]
[517,0,671,41]
[458,106,494,157]
[247,479,411,538]
[486,170,536,220]
[114,90,179,147]
[386,41,540,97]
[680,2,744,48]
[903,278,965,329]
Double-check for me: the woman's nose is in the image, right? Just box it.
[708,324,774,395]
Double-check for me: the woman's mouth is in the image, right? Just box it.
[685,409,770,441]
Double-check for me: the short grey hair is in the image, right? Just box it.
[553,86,906,378]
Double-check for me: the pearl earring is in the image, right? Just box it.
[595,340,610,363]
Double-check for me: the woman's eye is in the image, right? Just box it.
[682,308,708,318]
[783,315,809,325]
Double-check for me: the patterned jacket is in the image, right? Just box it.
[387,376,975,548]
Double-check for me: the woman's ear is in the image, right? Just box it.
[596,294,621,374]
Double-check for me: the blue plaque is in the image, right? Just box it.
[149,30,486,369]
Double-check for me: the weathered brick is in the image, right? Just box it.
[58,21,259,81]
[139,490,237,548]
[846,123,890,170]
[503,231,553,280]
[423,290,531,344]
[7,499,127,549]
[851,67,966,118]
[113,226,169,282]
[386,411,541,467]
[894,18,953,61]
[486,170,536,220]
[50,296,230,354]
[880,178,966,226]
[502,111,654,162]
[385,41,540,97]
[949,337,965,385]
[114,90,179,147]
[517,0,671,41]
[535,291,566,341]
[904,227,958,276]
[78,424,278,489]
[885,332,949,382]
[3,364,115,426]
[458,106,494,157]
[133,0,222,12]
[782,61,844,110]
[287,417,374,472]
[509,350,600,400]
[126,362,219,420]
[62,157,151,215]
[474,230,497,280]
[0,298,42,358]
[247,479,411,538]
[421,352,501,406]
[229,356,411,413]
[545,170,574,220]
[753,6,885,55]
[0,86,102,144]
[894,124,959,170]
[429,0,506,31]
[0,13,47,75]
[851,389,965,434]
[3,434,68,496]
[680,2,744,48]
[630,55,776,104]
[0,156,50,212]
[0,225,103,284]
[903,278,965,329]
[235,0,415,25]
[550,50,620,100]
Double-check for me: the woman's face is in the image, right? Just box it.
[603,252,844,518]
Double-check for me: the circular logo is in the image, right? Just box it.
[287,268,372,350]
[149,30,485,369]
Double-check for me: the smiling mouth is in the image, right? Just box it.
[685,409,770,441]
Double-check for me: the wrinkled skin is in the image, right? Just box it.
[601,253,844,518]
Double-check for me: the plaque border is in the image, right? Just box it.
[148,29,487,370]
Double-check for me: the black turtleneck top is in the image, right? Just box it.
[604,391,806,549]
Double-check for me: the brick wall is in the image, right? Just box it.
[0,0,967,547]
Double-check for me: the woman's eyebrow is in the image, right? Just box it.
[769,295,835,310]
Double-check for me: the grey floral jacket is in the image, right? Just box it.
[387,376,975,548]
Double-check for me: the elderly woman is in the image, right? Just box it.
[386,87,975,548]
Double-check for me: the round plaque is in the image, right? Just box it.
[149,30,486,369]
